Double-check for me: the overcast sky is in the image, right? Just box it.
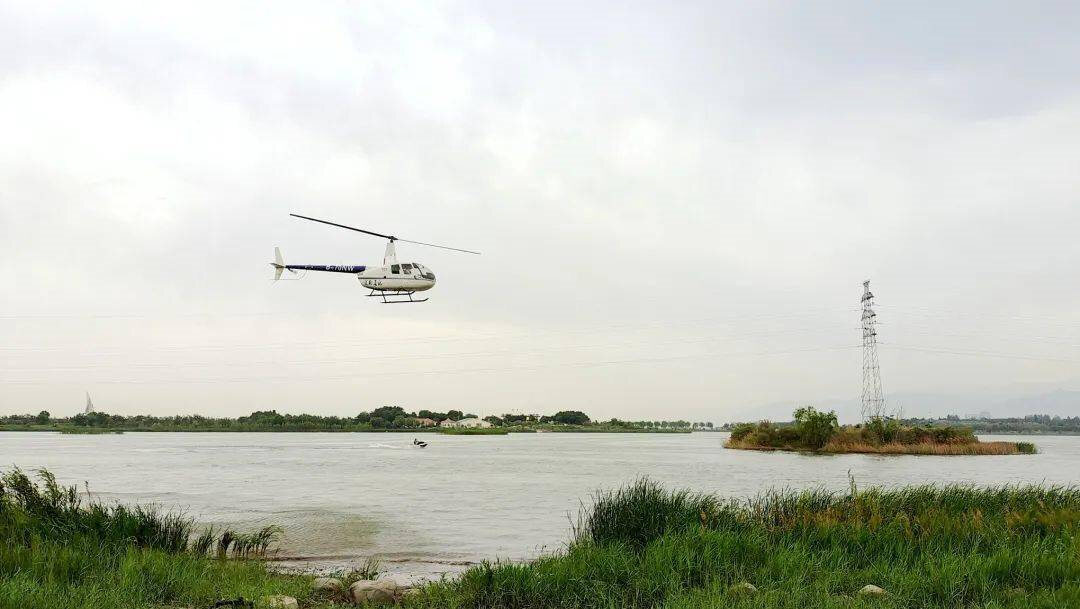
[2,1,1078,422]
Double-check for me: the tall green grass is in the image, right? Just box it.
[406,478,1080,609]
[0,468,309,609]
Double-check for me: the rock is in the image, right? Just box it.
[262,596,298,609]
[857,584,886,596]
[350,579,398,605]
[398,586,422,599]
[728,582,758,595]
[313,577,343,595]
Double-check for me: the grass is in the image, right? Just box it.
[727,438,1026,455]
[0,468,312,609]
[401,478,1080,609]
[5,469,1078,608]
[437,427,510,435]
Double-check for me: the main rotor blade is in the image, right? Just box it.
[290,214,395,241]
[396,238,481,255]
[291,213,481,255]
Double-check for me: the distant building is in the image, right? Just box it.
[455,417,492,429]
[439,418,460,428]
[415,417,437,427]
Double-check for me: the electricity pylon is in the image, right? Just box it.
[861,280,886,421]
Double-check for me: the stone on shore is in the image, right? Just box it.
[350,579,398,605]
[858,584,886,596]
[263,595,299,609]
[313,577,343,594]
[728,582,758,595]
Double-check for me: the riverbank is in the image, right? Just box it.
[4,469,1078,608]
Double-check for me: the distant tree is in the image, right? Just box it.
[446,410,463,421]
[240,410,286,427]
[371,406,407,421]
[369,416,389,429]
[36,411,50,425]
[552,411,590,425]
[484,415,503,426]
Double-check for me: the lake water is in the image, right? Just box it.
[3,431,1078,581]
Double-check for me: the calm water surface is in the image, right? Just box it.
[2,432,1078,581]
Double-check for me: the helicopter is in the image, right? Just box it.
[271,213,480,303]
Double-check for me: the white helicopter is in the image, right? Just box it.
[271,213,480,303]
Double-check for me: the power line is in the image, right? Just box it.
[0,345,862,385]
[880,343,1080,364]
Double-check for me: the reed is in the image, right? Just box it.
[0,468,310,609]
[822,440,1022,455]
[405,478,1080,609]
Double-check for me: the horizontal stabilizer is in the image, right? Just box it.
[271,246,288,281]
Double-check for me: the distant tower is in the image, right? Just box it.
[84,392,95,414]
[860,281,886,421]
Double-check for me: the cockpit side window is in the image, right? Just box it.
[391,264,400,274]
[401,263,414,272]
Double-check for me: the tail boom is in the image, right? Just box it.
[272,247,366,280]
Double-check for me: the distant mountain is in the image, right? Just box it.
[728,389,1080,425]
[989,390,1080,419]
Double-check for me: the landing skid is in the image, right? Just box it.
[367,289,428,304]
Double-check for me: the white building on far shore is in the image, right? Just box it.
[439,417,492,429]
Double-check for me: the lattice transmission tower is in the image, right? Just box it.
[860,280,886,421]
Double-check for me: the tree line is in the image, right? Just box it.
[0,408,712,431]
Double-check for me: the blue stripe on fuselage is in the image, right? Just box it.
[285,265,366,273]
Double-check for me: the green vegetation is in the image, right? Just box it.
[437,427,510,435]
[0,409,710,433]
[907,414,1080,435]
[0,468,309,609]
[404,478,1080,608]
[726,408,1032,455]
[4,469,1079,608]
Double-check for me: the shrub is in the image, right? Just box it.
[1017,442,1037,454]
[793,406,838,450]
[729,423,755,441]
[574,478,721,550]
[865,417,900,443]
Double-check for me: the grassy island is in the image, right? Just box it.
[725,407,1036,455]
[3,470,1077,608]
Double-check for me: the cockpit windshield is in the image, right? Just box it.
[414,263,435,280]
